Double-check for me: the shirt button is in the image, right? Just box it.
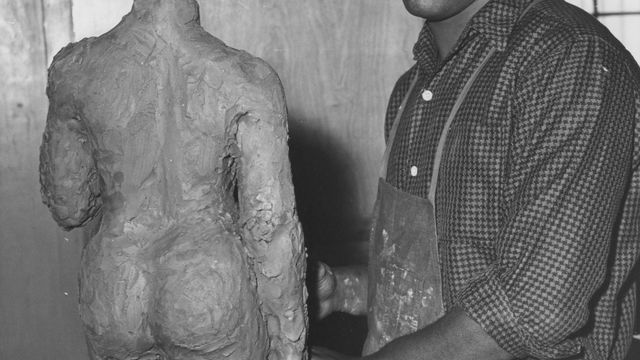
[421,90,433,101]
[410,166,418,177]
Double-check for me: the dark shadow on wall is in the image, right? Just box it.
[287,117,369,356]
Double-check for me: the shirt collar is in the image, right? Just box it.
[413,0,536,71]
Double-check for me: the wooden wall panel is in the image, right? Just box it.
[42,0,73,65]
[0,0,87,358]
[1,0,421,357]
[72,0,132,41]
[199,0,422,260]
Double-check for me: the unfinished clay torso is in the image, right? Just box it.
[39,1,307,359]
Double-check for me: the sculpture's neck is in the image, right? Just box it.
[132,0,200,28]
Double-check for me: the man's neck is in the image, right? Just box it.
[428,0,491,59]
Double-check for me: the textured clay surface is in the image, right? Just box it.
[39,0,307,359]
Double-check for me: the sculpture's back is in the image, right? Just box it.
[39,1,307,359]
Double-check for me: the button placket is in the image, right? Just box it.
[407,85,435,185]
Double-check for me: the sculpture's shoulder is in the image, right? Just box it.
[47,18,155,105]
[191,29,280,83]
[183,28,286,115]
[47,37,98,99]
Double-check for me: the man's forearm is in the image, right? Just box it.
[332,266,368,316]
[364,307,513,360]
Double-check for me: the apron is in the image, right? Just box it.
[361,45,497,356]
[362,3,542,354]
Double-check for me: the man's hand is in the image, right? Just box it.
[311,346,358,360]
[316,262,338,319]
[313,262,368,319]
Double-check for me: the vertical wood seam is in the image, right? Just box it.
[41,0,75,67]
[69,0,75,42]
[39,0,49,70]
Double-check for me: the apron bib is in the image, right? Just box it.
[362,46,497,355]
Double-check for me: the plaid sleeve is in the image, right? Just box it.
[454,35,637,359]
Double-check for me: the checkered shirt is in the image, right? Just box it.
[384,0,640,359]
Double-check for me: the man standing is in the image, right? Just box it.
[312,0,640,359]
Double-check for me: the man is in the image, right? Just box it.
[311,0,640,359]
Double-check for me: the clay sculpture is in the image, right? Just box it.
[39,0,307,359]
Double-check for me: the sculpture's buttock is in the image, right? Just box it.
[80,219,266,360]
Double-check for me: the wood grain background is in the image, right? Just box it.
[0,0,421,358]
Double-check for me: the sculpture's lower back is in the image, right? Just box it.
[38,0,307,359]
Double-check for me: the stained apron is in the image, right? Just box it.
[362,47,497,355]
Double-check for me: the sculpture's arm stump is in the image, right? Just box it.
[39,107,102,230]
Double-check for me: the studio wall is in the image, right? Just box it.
[0,0,421,358]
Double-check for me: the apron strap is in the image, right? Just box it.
[522,0,545,19]
[427,0,543,204]
[427,47,496,204]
